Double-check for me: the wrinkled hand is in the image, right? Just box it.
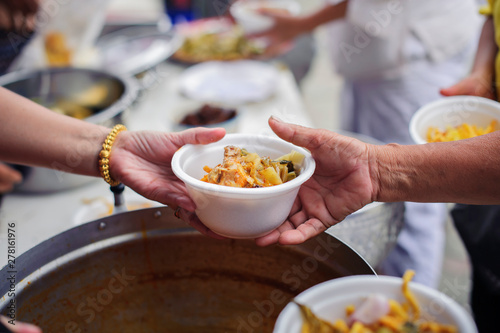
[0,315,42,333]
[0,162,22,193]
[109,127,226,239]
[255,117,377,246]
[440,73,495,100]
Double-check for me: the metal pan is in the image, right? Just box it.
[0,206,374,332]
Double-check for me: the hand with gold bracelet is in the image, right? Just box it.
[107,127,226,238]
[0,87,226,239]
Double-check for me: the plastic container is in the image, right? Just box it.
[409,96,500,144]
[230,0,301,35]
[273,275,477,333]
[171,133,315,238]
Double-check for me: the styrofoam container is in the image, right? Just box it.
[230,0,301,35]
[171,133,315,238]
[273,275,477,333]
[410,96,500,144]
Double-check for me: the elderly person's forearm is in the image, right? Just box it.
[372,131,500,204]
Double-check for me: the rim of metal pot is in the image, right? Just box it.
[0,67,140,124]
[0,206,375,300]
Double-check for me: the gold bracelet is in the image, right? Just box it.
[98,124,127,186]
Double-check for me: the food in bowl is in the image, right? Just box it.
[171,133,315,238]
[295,271,457,333]
[180,104,237,126]
[174,25,264,63]
[426,120,497,143]
[173,103,239,133]
[44,31,72,66]
[201,145,304,187]
[30,81,112,120]
[273,272,477,333]
[409,96,500,145]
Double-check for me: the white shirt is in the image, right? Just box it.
[326,0,481,79]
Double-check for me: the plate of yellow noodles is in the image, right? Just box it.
[273,271,477,333]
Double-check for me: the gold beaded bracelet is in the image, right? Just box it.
[98,124,127,186]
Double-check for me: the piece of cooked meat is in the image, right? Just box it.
[204,146,254,187]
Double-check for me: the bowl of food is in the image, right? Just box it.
[171,133,315,238]
[230,0,301,35]
[273,271,477,333]
[409,96,500,144]
[172,17,265,63]
[0,67,138,192]
[172,103,239,133]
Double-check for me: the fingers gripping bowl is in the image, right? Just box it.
[171,133,315,238]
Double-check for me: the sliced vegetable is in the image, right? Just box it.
[261,166,283,185]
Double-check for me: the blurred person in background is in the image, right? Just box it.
[0,0,38,74]
[253,0,482,288]
[0,0,39,194]
[440,1,500,330]
[164,0,316,83]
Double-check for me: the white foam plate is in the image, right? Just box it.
[178,60,279,106]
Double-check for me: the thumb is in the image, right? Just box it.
[440,83,464,97]
[174,127,226,147]
[440,78,479,97]
[268,116,318,150]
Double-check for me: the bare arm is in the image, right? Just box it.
[470,17,497,79]
[251,1,348,43]
[256,118,500,245]
[0,87,227,221]
[298,2,348,33]
[0,87,108,177]
[441,17,497,99]
[373,131,500,204]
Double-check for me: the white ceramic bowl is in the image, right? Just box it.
[230,0,301,35]
[409,96,500,144]
[171,133,315,238]
[273,275,477,333]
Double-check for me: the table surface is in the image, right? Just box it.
[0,61,313,268]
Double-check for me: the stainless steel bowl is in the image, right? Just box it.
[0,67,139,192]
[0,206,374,332]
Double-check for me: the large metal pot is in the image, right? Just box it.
[0,206,374,332]
[328,202,405,268]
[0,67,139,193]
